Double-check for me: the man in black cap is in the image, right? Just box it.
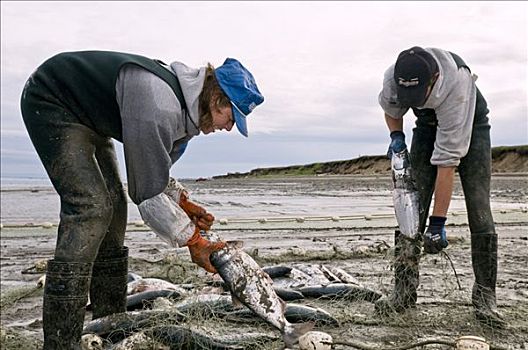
[376,46,504,328]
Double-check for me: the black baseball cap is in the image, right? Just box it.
[394,46,439,107]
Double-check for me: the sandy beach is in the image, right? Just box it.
[1,174,527,349]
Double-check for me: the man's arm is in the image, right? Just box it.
[138,178,224,273]
[432,166,456,217]
[116,64,187,205]
[386,114,456,218]
[385,113,403,132]
[423,166,455,254]
[385,113,407,157]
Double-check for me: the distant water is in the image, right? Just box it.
[1,176,53,189]
[1,176,139,225]
[0,176,396,225]
[1,175,525,226]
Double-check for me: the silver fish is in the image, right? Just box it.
[127,272,143,283]
[210,242,313,348]
[292,264,331,286]
[262,265,293,278]
[173,294,235,315]
[110,331,159,350]
[297,283,382,302]
[391,149,420,238]
[325,266,361,285]
[226,303,338,327]
[83,310,186,339]
[273,287,305,301]
[284,304,339,326]
[111,326,245,350]
[126,290,183,311]
[127,278,187,295]
[271,268,313,289]
[145,325,245,350]
[318,265,341,283]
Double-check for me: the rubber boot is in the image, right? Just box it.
[375,230,422,314]
[471,233,505,328]
[43,260,92,350]
[90,246,129,319]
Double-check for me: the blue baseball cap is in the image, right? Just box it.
[215,58,264,137]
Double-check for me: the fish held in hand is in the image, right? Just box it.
[210,242,314,348]
[391,149,420,238]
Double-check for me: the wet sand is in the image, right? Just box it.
[1,175,527,349]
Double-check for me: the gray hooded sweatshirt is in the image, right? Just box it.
[378,47,477,167]
[115,62,206,246]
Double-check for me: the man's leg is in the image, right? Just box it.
[90,138,129,319]
[376,112,436,313]
[22,90,112,349]
[458,91,504,328]
[375,229,422,313]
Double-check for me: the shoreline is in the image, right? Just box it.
[1,174,526,228]
[1,172,527,192]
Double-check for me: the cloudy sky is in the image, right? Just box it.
[1,1,527,180]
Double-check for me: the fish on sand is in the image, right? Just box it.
[297,283,382,302]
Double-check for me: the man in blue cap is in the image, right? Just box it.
[20,51,264,349]
[376,46,503,328]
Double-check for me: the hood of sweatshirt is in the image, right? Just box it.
[170,61,206,136]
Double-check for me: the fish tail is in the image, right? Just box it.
[283,321,314,348]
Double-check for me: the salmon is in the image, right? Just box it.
[391,149,420,238]
[210,242,313,348]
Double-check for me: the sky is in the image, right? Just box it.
[1,1,527,180]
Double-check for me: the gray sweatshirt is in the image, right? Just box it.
[115,62,206,246]
[115,62,205,203]
[378,48,477,167]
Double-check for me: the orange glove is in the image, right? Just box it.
[179,192,215,231]
[186,227,226,273]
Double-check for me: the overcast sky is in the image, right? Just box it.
[1,1,527,180]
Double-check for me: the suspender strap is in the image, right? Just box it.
[153,59,188,112]
[449,52,471,72]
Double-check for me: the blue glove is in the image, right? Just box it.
[387,131,407,158]
[424,216,448,254]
